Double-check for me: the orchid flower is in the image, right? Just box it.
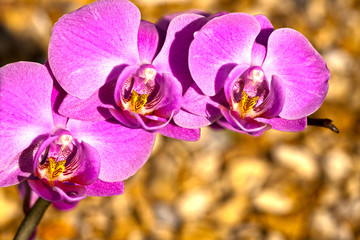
[48,0,207,141]
[174,13,330,136]
[0,62,155,205]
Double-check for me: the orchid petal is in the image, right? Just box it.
[70,141,101,185]
[0,62,53,171]
[173,109,220,129]
[52,201,79,210]
[133,110,174,132]
[262,28,330,119]
[182,83,225,118]
[223,64,249,104]
[28,179,61,202]
[46,62,68,128]
[258,117,307,132]
[59,79,116,121]
[85,179,124,196]
[256,75,285,118]
[109,109,140,128]
[157,122,201,141]
[153,13,208,93]
[189,13,260,96]
[251,15,274,65]
[216,117,268,136]
[138,20,160,63]
[28,179,86,203]
[253,15,274,46]
[48,0,140,99]
[219,105,269,133]
[67,118,155,182]
[0,141,42,187]
[153,73,182,117]
[52,183,87,203]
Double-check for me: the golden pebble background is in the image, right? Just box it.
[0,0,359,239]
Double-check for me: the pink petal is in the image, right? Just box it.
[59,79,116,121]
[66,118,156,182]
[138,20,160,63]
[181,83,225,118]
[153,13,208,92]
[70,141,101,185]
[189,13,260,96]
[52,201,79,211]
[173,109,220,128]
[0,62,53,171]
[85,179,124,196]
[157,122,201,141]
[46,62,68,128]
[251,15,274,66]
[262,28,330,119]
[153,73,182,117]
[0,141,41,187]
[256,75,285,118]
[223,64,250,104]
[219,105,270,134]
[216,117,269,137]
[48,0,141,99]
[257,117,307,132]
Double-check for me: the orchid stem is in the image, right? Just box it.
[13,197,51,240]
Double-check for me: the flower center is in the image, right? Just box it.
[231,67,267,118]
[121,65,160,115]
[239,91,259,116]
[43,157,66,184]
[36,134,77,186]
[128,90,149,113]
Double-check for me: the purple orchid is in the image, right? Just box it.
[174,13,330,136]
[0,62,155,205]
[48,0,207,141]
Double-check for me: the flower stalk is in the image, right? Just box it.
[307,117,339,133]
[14,197,51,240]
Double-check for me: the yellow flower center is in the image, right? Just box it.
[129,90,149,113]
[39,157,66,186]
[233,91,259,118]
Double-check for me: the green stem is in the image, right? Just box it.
[13,197,51,240]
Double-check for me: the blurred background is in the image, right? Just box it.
[0,0,359,239]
